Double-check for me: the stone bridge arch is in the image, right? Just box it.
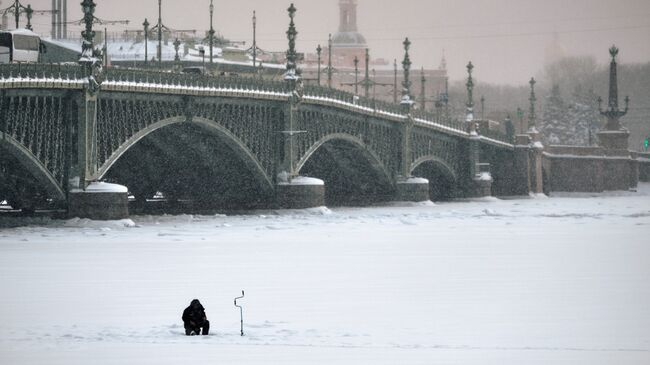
[0,135,66,201]
[410,155,460,201]
[95,116,275,194]
[295,133,394,186]
[410,155,458,182]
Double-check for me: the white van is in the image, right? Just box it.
[0,29,42,63]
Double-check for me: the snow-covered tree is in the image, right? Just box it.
[541,84,601,146]
[541,84,568,145]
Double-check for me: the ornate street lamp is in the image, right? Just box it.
[157,0,162,68]
[598,45,630,130]
[284,3,300,83]
[208,0,215,65]
[516,107,525,133]
[528,77,537,132]
[353,56,359,95]
[173,37,181,70]
[465,61,476,133]
[393,58,398,104]
[251,10,257,68]
[363,48,370,98]
[316,44,322,86]
[401,37,414,109]
[80,0,97,62]
[419,67,426,111]
[480,95,485,120]
[143,18,150,67]
[327,33,333,88]
[199,47,205,72]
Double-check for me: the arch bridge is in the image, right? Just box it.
[0,64,518,217]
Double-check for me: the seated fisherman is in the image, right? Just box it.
[182,299,210,336]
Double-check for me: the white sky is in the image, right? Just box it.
[7,0,650,85]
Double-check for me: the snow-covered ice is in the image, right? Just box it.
[1,185,649,364]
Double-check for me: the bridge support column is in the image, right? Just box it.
[395,177,430,202]
[276,175,325,209]
[68,182,129,220]
[528,131,545,195]
[511,133,544,196]
[465,135,493,197]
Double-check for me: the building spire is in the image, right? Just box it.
[338,0,358,32]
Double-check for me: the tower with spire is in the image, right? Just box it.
[330,0,367,68]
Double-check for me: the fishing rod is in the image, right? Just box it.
[234,290,245,336]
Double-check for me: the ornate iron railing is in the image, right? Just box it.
[103,68,291,94]
[479,126,513,145]
[0,63,85,80]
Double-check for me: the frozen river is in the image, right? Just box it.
[1,186,649,364]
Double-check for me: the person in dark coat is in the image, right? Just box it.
[182,299,210,336]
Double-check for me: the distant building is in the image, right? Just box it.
[330,0,367,69]
[301,0,448,110]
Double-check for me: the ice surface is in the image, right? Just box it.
[399,177,430,184]
[1,185,650,364]
[70,182,128,194]
[277,176,325,186]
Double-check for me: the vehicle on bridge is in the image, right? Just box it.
[0,29,43,64]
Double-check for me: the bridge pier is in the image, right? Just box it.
[510,133,544,196]
[395,177,430,202]
[465,134,494,198]
[276,176,325,209]
[68,182,129,220]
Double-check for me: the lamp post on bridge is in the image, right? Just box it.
[597,45,631,150]
[326,33,334,88]
[400,37,414,112]
[399,37,414,179]
[173,37,181,70]
[208,0,215,65]
[363,48,370,98]
[480,95,485,121]
[281,3,306,179]
[143,18,149,67]
[353,56,359,95]
[394,37,431,202]
[316,44,322,86]
[516,107,524,134]
[199,47,205,72]
[419,67,426,111]
[393,59,398,104]
[465,61,477,135]
[528,77,538,134]
[251,10,256,69]
[276,3,325,209]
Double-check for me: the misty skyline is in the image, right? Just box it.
[9,0,650,85]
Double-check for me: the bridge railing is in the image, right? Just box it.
[479,126,514,145]
[302,84,405,116]
[103,68,291,94]
[0,63,85,80]
[412,109,466,132]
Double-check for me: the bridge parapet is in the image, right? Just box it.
[103,68,291,95]
[0,64,86,89]
[0,63,85,80]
